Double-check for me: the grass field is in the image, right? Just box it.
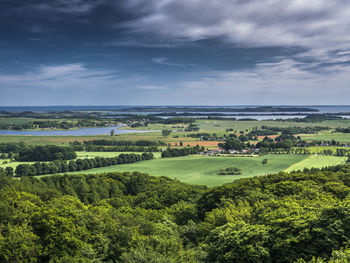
[300,133,350,143]
[127,119,350,134]
[0,118,33,125]
[63,154,309,186]
[284,155,347,172]
[76,151,162,159]
[0,160,35,169]
[306,146,350,154]
[1,118,350,146]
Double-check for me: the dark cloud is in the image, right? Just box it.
[1,0,350,105]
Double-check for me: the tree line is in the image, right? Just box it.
[161,146,203,158]
[0,143,77,161]
[14,153,154,177]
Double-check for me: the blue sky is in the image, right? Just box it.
[1,0,350,106]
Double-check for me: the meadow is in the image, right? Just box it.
[76,151,162,159]
[284,155,347,172]
[63,154,309,186]
[300,133,350,143]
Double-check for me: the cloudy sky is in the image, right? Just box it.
[1,0,350,106]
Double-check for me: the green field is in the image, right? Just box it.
[300,133,350,143]
[284,155,347,172]
[76,151,162,159]
[306,146,350,154]
[0,118,33,125]
[63,154,308,186]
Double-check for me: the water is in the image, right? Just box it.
[1,105,350,122]
[0,126,157,136]
[1,105,350,113]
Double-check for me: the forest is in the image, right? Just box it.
[0,165,349,262]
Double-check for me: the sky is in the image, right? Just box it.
[1,0,350,106]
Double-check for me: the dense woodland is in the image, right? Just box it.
[0,165,350,262]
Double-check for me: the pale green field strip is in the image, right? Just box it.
[64,154,307,186]
[300,133,350,143]
[284,155,347,173]
[306,146,350,154]
[76,151,162,159]
[0,160,35,169]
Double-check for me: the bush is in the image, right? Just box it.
[218,167,242,175]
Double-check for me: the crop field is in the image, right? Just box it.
[284,155,347,172]
[62,154,308,186]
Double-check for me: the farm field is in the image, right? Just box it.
[62,154,308,186]
[0,132,163,145]
[300,133,350,143]
[284,155,347,172]
[306,146,350,154]
[76,151,162,159]
[1,118,350,146]
[122,119,350,137]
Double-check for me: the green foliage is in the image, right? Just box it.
[162,129,172,137]
[17,145,77,162]
[218,166,242,175]
[221,138,244,151]
[15,153,154,177]
[2,164,350,262]
[161,146,200,158]
[204,221,271,263]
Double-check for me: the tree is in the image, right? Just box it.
[5,167,13,177]
[162,130,172,137]
[222,138,244,151]
[205,221,270,263]
[110,130,115,136]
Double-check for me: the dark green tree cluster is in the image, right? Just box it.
[15,153,154,177]
[33,120,74,129]
[218,167,242,175]
[0,171,205,262]
[255,136,296,151]
[161,117,195,124]
[161,146,200,158]
[220,138,244,151]
[185,123,200,132]
[0,142,25,154]
[17,145,77,161]
[335,127,350,133]
[261,125,330,134]
[162,129,172,137]
[1,165,350,262]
